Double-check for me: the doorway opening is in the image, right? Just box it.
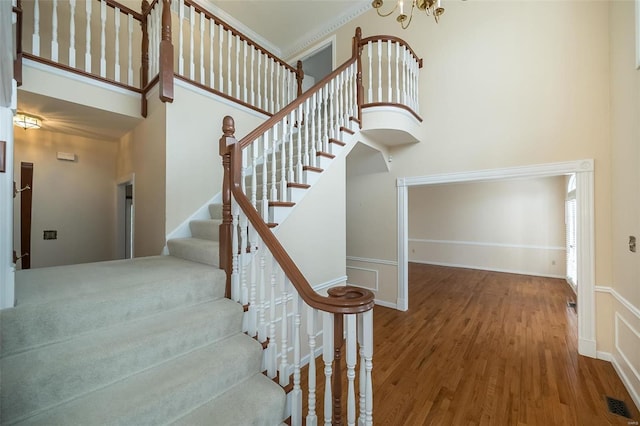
[116,177,134,259]
[397,160,596,358]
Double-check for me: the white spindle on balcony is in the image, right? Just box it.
[270,123,278,201]
[177,0,184,75]
[127,14,133,85]
[188,5,194,80]
[199,12,204,84]
[235,34,241,99]
[243,40,248,103]
[32,0,40,55]
[99,0,106,77]
[114,8,120,81]
[209,19,214,87]
[51,0,58,61]
[226,28,231,94]
[68,0,76,67]
[218,24,223,90]
[377,41,382,102]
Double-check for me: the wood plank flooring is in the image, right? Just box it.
[300,264,639,425]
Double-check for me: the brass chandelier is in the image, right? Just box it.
[372,0,444,29]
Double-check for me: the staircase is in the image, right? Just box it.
[0,205,286,425]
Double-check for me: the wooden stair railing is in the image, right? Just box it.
[220,114,375,425]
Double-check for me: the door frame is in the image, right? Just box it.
[397,159,596,358]
[116,174,135,259]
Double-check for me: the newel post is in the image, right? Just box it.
[219,116,236,299]
[158,0,173,103]
[140,0,149,116]
[353,27,363,126]
[296,60,304,97]
[13,0,23,86]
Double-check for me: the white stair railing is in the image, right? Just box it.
[220,118,375,424]
[360,34,423,118]
[174,0,300,115]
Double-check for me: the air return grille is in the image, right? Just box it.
[605,396,632,419]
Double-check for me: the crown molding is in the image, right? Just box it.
[282,2,371,60]
[188,0,283,58]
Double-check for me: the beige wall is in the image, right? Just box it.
[13,128,118,268]
[407,177,567,278]
[164,83,267,235]
[117,92,166,257]
[340,1,611,306]
[607,0,640,407]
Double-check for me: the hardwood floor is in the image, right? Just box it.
[301,264,639,425]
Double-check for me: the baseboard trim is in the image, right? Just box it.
[596,351,612,362]
[408,260,566,280]
[611,354,640,411]
[374,299,397,309]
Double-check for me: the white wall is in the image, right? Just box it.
[603,0,640,409]
[407,177,567,278]
[13,128,119,268]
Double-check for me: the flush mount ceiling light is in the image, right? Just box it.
[13,112,42,130]
[372,0,444,29]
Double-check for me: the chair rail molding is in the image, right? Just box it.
[397,159,597,358]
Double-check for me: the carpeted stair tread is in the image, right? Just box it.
[167,238,220,266]
[189,219,221,241]
[172,374,286,426]
[15,334,263,426]
[208,204,222,220]
[1,299,243,423]
[1,256,224,357]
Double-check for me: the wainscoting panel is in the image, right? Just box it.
[614,310,640,410]
[346,256,399,309]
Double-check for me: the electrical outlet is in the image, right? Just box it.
[551,260,556,266]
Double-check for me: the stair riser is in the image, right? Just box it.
[189,220,221,241]
[167,240,220,267]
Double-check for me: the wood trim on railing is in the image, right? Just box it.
[220,116,375,314]
[238,56,357,150]
[353,27,363,126]
[360,34,423,68]
[22,53,142,93]
[362,102,423,123]
[174,75,272,117]
[140,74,159,117]
[143,0,160,16]
[101,0,143,21]
[140,0,150,116]
[13,2,23,87]
[182,0,297,74]
[158,0,173,103]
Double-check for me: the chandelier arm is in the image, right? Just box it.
[401,2,416,29]
[375,2,398,18]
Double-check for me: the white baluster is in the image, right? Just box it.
[114,8,121,81]
[279,278,289,387]
[250,46,255,106]
[199,12,205,84]
[178,0,184,75]
[243,40,248,103]
[363,309,373,426]
[322,312,334,426]
[99,0,106,77]
[231,198,240,302]
[270,123,278,201]
[218,24,223,90]
[310,93,316,166]
[303,98,310,166]
[257,53,262,109]
[295,104,303,183]
[247,228,258,337]
[235,34,241,99]
[306,307,318,426]
[188,5,195,80]
[395,42,400,103]
[329,78,336,139]
[257,239,267,342]
[264,57,270,112]
[346,314,357,426]
[316,87,323,155]
[209,18,214,88]
[32,0,40,56]
[358,314,366,426]
[51,0,59,61]
[291,291,303,426]
[227,29,232,94]
[262,133,269,221]
[322,84,329,153]
[287,110,295,183]
[367,41,372,104]
[402,46,408,106]
[377,41,382,102]
[127,14,133,85]
[279,117,287,201]
[68,0,76,67]
[339,71,345,127]
[276,63,281,112]
[267,257,278,378]
[387,40,392,102]
[240,210,249,306]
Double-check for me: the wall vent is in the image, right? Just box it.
[605,396,632,419]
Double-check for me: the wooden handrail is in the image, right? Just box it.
[100,0,143,21]
[13,1,23,86]
[360,34,424,68]
[182,0,297,75]
[220,116,375,315]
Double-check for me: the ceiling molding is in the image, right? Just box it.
[281,2,371,60]
[190,0,283,58]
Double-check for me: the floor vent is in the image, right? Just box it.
[605,396,632,419]
[567,300,577,311]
